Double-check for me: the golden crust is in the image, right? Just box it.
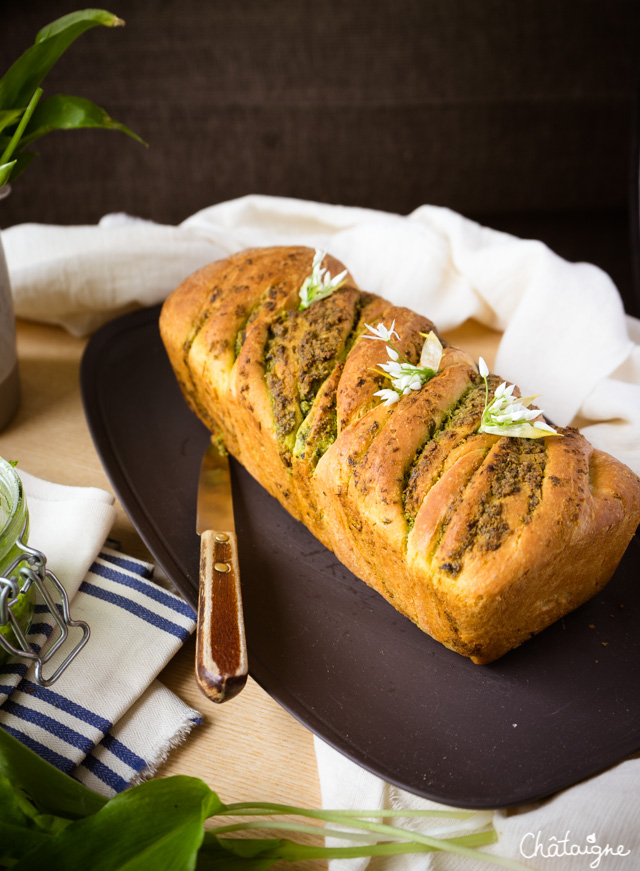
[160,246,640,664]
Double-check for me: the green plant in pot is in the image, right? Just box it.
[0,8,144,433]
[0,10,143,651]
[0,8,144,189]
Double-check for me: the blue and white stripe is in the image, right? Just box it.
[81,555,195,641]
[0,547,200,795]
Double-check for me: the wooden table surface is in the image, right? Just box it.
[0,315,500,867]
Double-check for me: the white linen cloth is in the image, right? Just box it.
[4,195,640,477]
[0,470,200,798]
[3,195,640,867]
[314,738,639,871]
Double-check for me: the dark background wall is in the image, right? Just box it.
[2,0,639,312]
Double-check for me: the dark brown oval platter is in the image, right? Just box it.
[80,304,640,809]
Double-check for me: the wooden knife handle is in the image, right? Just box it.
[195,529,248,703]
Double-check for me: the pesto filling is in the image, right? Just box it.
[436,437,547,577]
[402,377,489,528]
[264,289,364,457]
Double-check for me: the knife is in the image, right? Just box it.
[195,442,248,703]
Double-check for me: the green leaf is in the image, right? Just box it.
[18,94,146,147]
[0,87,43,164]
[0,9,124,111]
[0,775,69,865]
[0,823,53,865]
[12,776,224,871]
[0,730,519,871]
[0,775,40,827]
[0,160,16,187]
[197,837,281,871]
[35,9,124,44]
[0,727,106,820]
[0,109,24,134]
[4,151,37,184]
[197,829,502,868]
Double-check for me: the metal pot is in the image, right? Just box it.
[0,184,20,432]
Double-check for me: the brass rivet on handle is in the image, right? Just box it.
[214,562,231,573]
[215,533,229,542]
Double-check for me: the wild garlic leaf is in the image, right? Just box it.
[0,86,42,165]
[0,774,73,865]
[0,159,16,187]
[0,775,39,827]
[14,776,223,871]
[200,824,509,868]
[0,108,24,134]
[3,151,36,183]
[0,726,106,820]
[0,823,53,866]
[0,10,123,111]
[0,720,526,871]
[19,94,146,147]
[34,10,123,44]
[0,774,70,834]
[198,836,283,870]
[0,9,142,186]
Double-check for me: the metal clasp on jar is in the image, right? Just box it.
[0,521,90,686]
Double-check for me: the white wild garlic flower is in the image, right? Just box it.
[298,249,348,310]
[375,388,401,406]
[366,323,443,406]
[477,356,561,439]
[362,320,401,344]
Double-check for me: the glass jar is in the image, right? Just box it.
[0,455,34,664]
[0,456,90,684]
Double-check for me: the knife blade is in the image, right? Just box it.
[195,441,248,703]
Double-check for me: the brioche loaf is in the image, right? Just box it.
[160,246,640,663]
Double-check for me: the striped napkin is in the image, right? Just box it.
[0,470,201,797]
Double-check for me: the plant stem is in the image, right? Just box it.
[478,372,490,432]
[207,828,498,862]
[386,339,412,366]
[214,802,531,870]
[0,87,43,166]
[209,819,381,841]
[223,803,475,821]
